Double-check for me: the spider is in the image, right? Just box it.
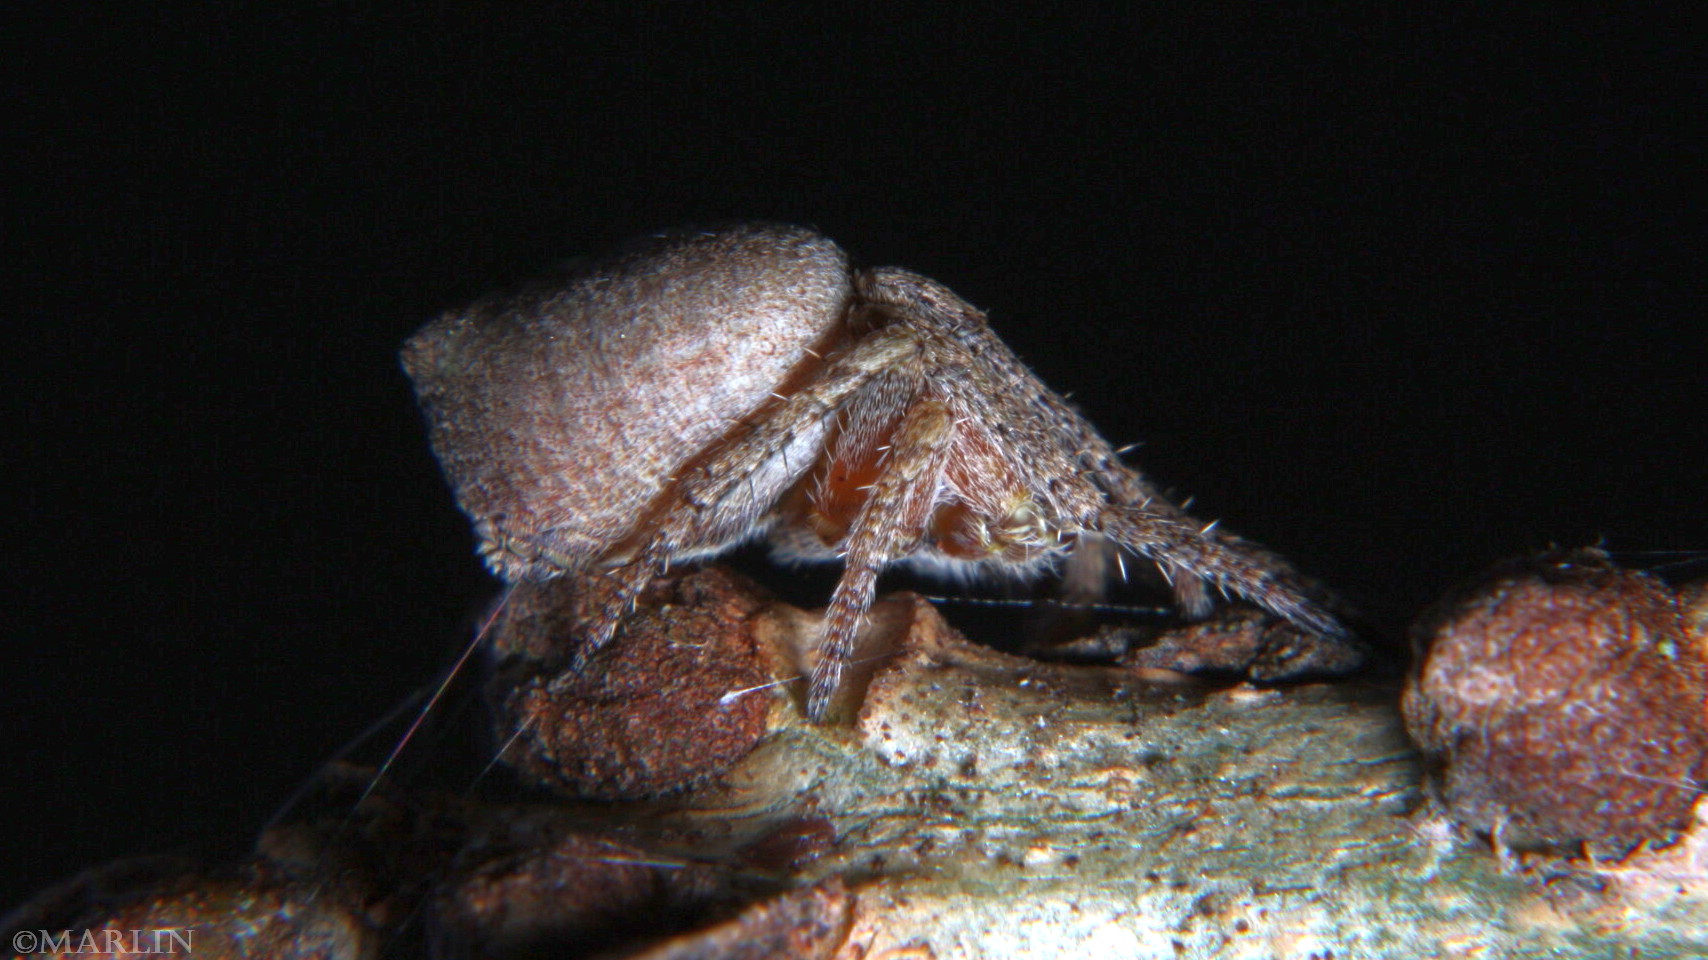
[403,223,1346,720]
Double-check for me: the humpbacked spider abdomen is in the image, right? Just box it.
[403,223,1346,720]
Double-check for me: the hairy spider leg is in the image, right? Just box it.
[807,395,957,718]
[569,324,924,670]
[1096,505,1346,640]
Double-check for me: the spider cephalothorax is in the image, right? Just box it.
[403,223,1345,719]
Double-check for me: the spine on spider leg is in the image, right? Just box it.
[1101,507,1347,640]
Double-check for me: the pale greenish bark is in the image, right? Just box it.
[629,595,1708,960]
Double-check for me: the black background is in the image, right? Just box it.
[9,6,1704,910]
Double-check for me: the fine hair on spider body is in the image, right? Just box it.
[403,223,1346,721]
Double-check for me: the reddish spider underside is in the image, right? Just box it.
[402,223,1348,720]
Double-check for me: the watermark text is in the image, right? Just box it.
[12,928,193,956]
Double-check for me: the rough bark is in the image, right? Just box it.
[13,568,1707,959]
[607,583,1708,959]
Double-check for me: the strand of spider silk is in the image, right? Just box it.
[1607,767,1707,793]
[918,593,1173,616]
[261,683,433,834]
[1606,549,1708,575]
[472,595,1173,781]
[716,596,1174,707]
[297,583,519,911]
[466,711,536,796]
[374,828,702,958]
[349,582,519,815]
[717,650,902,706]
[467,624,905,781]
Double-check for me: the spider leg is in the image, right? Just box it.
[567,559,665,671]
[663,324,921,552]
[572,326,922,664]
[1060,426,1223,617]
[807,396,957,720]
[1097,504,1346,639]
